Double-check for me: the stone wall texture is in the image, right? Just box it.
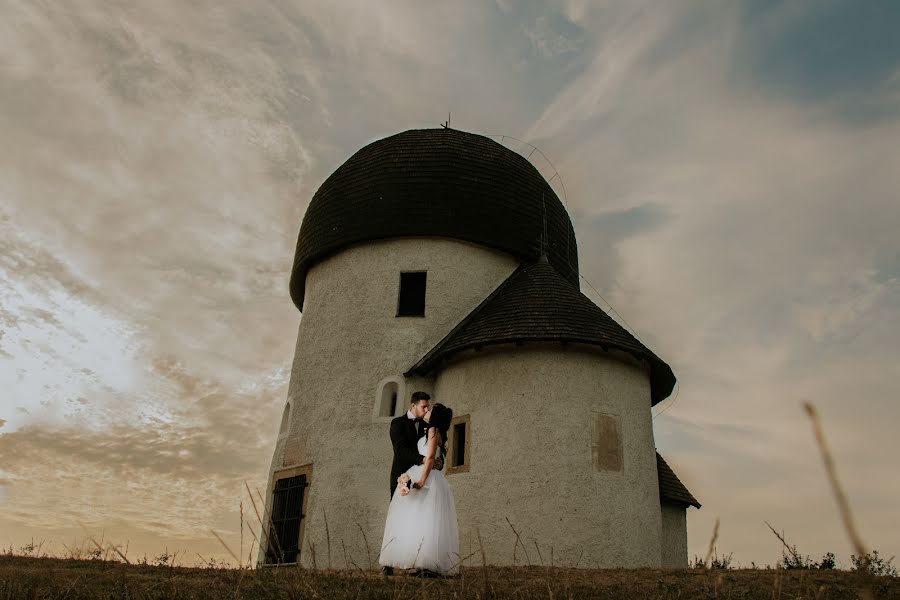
[434,345,662,568]
[660,503,688,567]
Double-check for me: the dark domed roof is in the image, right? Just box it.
[406,258,677,406]
[289,128,579,310]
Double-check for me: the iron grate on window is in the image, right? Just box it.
[265,475,308,564]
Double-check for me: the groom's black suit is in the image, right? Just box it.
[389,415,424,499]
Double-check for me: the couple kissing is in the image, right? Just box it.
[379,391,460,577]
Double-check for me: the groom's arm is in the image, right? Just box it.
[390,419,423,466]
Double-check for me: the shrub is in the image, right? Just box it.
[154,549,173,567]
[780,544,813,570]
[851,550,898,577]
[818,552,836,570]
[779,547,836,570]
[689,548,733,570]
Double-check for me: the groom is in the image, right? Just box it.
[389,391,443,499]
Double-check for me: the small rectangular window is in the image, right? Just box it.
[448,414,471,474]
[397,271,427,317]
[453,422,466,466]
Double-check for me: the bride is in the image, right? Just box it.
[378,403,459,576]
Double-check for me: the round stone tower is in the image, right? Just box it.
[259,128,695,570]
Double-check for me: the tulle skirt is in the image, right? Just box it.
[378,464,460,575]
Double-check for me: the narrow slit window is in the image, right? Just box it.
[448,414,471,474]
[397,271,427,316]
[453,422,466,467]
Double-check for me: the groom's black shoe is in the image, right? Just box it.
[381,566,394,577]
[409,568,441,578]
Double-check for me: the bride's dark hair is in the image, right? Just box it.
[428,403,453,459]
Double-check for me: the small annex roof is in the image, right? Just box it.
[657,452,701,509]
[406,257,677,406]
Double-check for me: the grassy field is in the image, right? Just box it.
[2,555,899,599]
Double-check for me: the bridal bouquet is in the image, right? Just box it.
[397,473,411,496]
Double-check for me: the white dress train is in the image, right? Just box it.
[378,433,460,575]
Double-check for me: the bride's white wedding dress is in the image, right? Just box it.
[378,432,460,575]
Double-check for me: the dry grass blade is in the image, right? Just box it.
[244,481,263,525]
[244,481,272,561]
[803,403,869,561]
[477,528,491,599]
[703,517,719,568]
[307,539,318,570]
[106,542,131,565]
[246,522,259,546]
[764,521,800,565]
[254,486,285,563]
[447,550,479,573]
[248,484,285,563]
[533,540,544,566]
[247,540,255,570]
[804,401,874,600]
[324,509,332,569]
[355,522,372,569]
[573,548,584,569]
[210,530,240,566]
[505,517,531,564]
[75,521,129,564]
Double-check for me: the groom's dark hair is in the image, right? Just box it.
[410,391,431,405]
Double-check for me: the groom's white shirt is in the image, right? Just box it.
[407,409,420,436]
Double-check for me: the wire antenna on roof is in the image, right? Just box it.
[486,132,572,275]
[441,112,450,129]
[486,129,678,418]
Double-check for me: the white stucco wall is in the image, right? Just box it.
[259,237,519,567]
[660,503,688,568]
[434,344,663,568]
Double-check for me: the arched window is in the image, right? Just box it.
[373,377,405,421]
[379,382,399,418]
[279,402,291,436]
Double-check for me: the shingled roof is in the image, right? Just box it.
[657,452,700,508]
[289,128,579,310]
[406,257,677,406]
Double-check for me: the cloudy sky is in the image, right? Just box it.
[2,0,898,567]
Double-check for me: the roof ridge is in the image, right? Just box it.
[404,262,529,377]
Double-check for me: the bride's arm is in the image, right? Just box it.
[413,430,440,488]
